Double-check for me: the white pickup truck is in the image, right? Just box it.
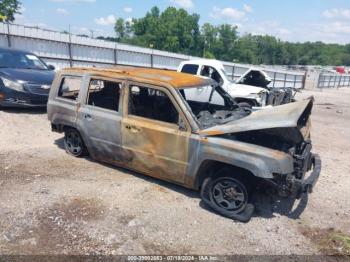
[178,59,293,107]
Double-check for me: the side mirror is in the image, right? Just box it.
[47,64,55,71]
[178,117,187,131]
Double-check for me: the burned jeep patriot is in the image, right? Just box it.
[47,67,321,222]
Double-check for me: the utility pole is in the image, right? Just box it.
[68,24,73,67]
[90,29,94,39]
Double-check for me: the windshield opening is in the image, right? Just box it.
[0,51,49,70]
[220,68,233,83]
[178,85,250,129]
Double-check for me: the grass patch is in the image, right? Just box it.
[300,226,350,255]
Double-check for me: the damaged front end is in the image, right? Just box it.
[267,139,321,199]
[200,99,321,199]
[286,142,321,198]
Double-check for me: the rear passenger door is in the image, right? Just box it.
[78,77,124,164]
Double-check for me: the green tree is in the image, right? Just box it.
[0,0,21,22]
[114,18,125,41]
[128,6,201,55]
[110,5,350,66]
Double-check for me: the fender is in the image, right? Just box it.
[187,136,294,188]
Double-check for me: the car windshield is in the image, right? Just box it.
[0,51,48,70]
[178,85,250,129]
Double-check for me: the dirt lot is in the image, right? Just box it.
[0,88,349,256]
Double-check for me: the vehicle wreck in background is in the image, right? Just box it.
[47,67,321,222]
[178,59,298,108]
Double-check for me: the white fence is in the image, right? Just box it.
[317,73,350,88]
[0,22,306,89]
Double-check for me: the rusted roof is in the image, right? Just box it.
[61,66,214,88]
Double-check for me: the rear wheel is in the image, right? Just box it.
[64,129,87,157]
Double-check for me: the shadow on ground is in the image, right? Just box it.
[54,137,309,221]
[252,191,308,220]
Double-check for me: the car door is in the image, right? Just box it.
[121,82,191,184]
[77,77,125,164]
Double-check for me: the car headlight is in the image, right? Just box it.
[0,77,24,92]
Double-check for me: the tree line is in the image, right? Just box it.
[100,6,350,66]
[2,2,350,66]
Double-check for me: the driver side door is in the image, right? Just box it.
[121,82,191,184]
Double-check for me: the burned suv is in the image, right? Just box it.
[47,67,321,222]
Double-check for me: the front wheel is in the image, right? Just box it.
[64,129,88,157]
[209,176,248,214]
[200,170,254,222]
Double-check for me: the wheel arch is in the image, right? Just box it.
[193,159,258,190]
[233,97,258,107]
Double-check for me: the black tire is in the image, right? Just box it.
[208,176,248,214]
[64,129,88,157]
[201,168,250,216]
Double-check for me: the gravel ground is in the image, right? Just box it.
[0,87,349,255]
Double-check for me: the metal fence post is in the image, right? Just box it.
[231,66,235,81]
[338,75,342,89]
[114,43,118,65]
[317,73,322,89]
[302,72,307,89]
[273,72,276,88]
[68,32,73,67]
[6,23,11,48]
[333,76,337,88]
[283,73,287,88]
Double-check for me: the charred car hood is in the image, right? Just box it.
[200,99,313,138]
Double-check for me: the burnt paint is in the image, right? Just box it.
[48,67,311,191]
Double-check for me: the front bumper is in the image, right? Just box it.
[0,87,48,108]
[289,154,321,198]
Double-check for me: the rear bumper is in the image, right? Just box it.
[0,88,48,107]
[290,153,321,198]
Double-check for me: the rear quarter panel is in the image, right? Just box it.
[47,72,86,130]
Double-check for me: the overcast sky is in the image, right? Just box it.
[15,0,350,44]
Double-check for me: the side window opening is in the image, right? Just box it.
[87,79,121,112]
[58,76,82,101]
[128,86,179,124]
[181,64,199,75]
[200,66,210,77]
[211,68,223,85]
[240,70,269,88]
[181,86,225,116]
